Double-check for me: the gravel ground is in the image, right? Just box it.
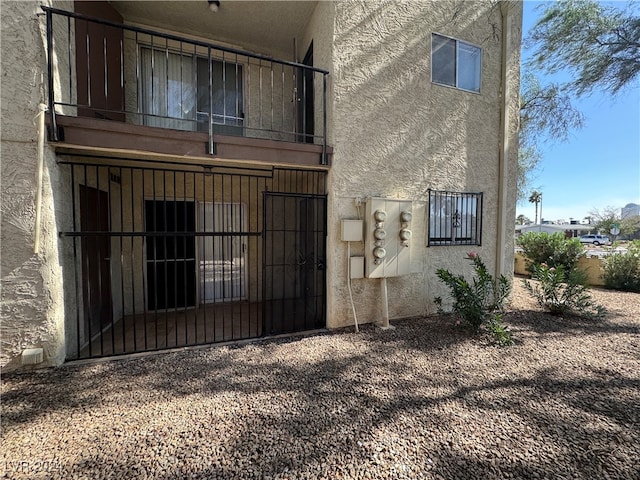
[2,281,639,480]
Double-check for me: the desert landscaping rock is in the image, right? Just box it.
[2,282,639,479]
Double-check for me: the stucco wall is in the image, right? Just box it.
[325,0,522,328]
[1,0,73,370]
[1,0,521,368]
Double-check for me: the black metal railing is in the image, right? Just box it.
[59,159,327,359]
[43,6,329,163]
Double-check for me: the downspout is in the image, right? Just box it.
[495,1,513,278]
[34,103,47,254]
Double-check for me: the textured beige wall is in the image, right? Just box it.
[325,0,522,328]
[1,0,73,370]
[1,0,521,368]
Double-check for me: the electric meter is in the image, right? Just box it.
[399,229,412,241]
[373,247,386,259]
[374,228,386,240]
[374,210,387,222]
[400,211,412,223]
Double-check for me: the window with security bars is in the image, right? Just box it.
[428,190,483,246]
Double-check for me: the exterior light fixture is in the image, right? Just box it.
[208,0,220,12]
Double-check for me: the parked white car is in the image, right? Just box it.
[579,234,611,246]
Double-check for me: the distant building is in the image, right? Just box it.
[621,203,640,219]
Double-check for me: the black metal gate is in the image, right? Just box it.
[60,160,326,360]
[263,193,327,335]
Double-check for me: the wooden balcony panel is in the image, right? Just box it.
[52,116,331,168]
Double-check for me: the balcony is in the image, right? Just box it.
[43,5,330,167]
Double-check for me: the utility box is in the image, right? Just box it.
[364,198,413,278]
[341,219,364,242]
[349,256,365,279]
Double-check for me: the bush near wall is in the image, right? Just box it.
[516,232,584,272]
[601,241,640,292]
[514,253,605,287]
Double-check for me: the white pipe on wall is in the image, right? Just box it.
[33,103,47,254]
[347,241,359,332]
[495,1,514,278]
[380,277,389,328]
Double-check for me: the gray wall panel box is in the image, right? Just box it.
[350,256,365,279]
[341,219,364,242]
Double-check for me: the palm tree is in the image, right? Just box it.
[528,190,542,224]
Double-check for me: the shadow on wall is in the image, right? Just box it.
[331,1,504,198]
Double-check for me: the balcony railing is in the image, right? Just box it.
[43,6,329,164]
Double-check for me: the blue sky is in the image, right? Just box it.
[516,1,640,223]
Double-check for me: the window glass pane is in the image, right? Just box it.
[457,41,481,92]
[432,34,456,87]
[140,47,196,129]
[197,58,244,127]
[196,57,209,116]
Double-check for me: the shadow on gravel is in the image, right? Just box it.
[3,316,639,479]
[504,309,640,336]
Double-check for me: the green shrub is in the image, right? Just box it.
[434,252,512,345]
[517,232,584,272]
[487,314,513,347]
[523,263,605,319]
[602,241,640,292]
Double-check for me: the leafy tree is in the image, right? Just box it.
[516,214,530,225]
[588,206,620,234]
[517,75,584,202]
[621,215,640,239]
[528,190,542,224]
[527,0,640,97]
[517,0,639,200]
[519,74,585,142]
[516,146,541,204]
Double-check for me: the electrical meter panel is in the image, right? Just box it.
[364,198,412,278]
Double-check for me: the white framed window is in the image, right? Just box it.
[431,33,482,93]
[428,190,483,246]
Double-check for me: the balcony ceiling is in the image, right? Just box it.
[109,1,318,58]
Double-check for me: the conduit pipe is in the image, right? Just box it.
[34,103,47,254]
[347,241,359,332]
[380,277,390,328]
[495,1,514,278]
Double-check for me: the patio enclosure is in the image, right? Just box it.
[60,160,327,359]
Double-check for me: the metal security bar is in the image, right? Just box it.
[263,193,327,336]
[59,159,326,359]
[42,6,329,162]
[427,189,483,246]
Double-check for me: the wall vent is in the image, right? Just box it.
[21,348,44,365]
